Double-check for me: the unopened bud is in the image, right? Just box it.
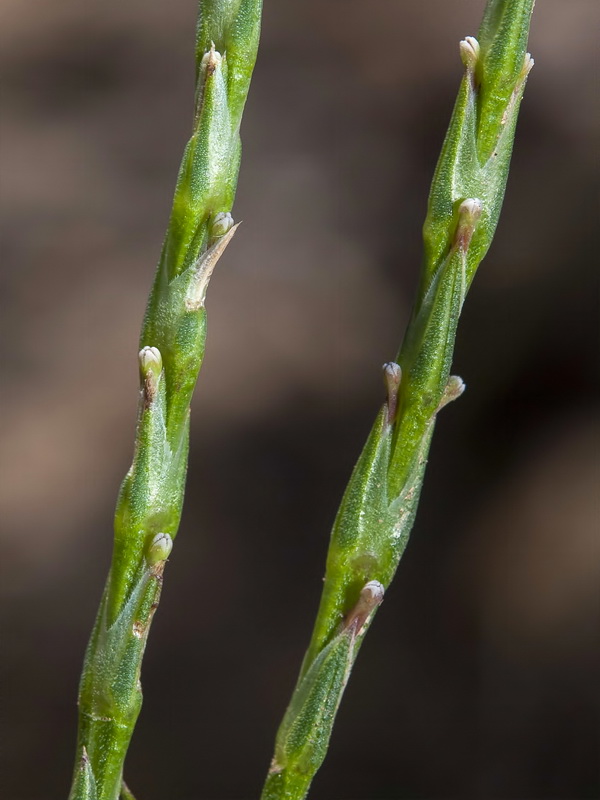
[344,580,385,635]
[454,198,482,252]
[194,43,223,125]
[210,212,234,241]
[147,532,173,566]
[383,362,402,424]
[200,42,221,76]
[438,375,466,411]
[139,346,162,376]
[446,374,465,399]
[362,580,385,607]
[139,346,162,403]
[520,52,535,81]
[459,36,480,71]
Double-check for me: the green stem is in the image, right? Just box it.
[260,2,535,798]
[68,3,262,799]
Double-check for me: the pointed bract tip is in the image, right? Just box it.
[186,222,240,311]
[147,532,173,566]
[459,36,480,71]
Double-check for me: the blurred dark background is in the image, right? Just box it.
[1,1,598,799]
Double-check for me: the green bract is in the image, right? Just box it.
[68,3,262,799]
[261,2,535,798]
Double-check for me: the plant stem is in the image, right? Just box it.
[260,2,535,798]
[68,3,262,799]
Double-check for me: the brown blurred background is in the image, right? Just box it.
[1,1,599,798]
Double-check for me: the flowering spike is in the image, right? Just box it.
[69,3,262,798]
[261,2,535,797]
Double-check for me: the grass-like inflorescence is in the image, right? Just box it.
[67,3,262,799]
[260,2,536,798]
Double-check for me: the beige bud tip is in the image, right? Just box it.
[139,346,162,374]
[446,375,465,399]
[147,532,173,566]
[211,212,234,240]
[383,362,402,386]
[453,198,482,252]
[438,374,466,411]
[521,53,535,79]
[459,35,480,70]
[361,580,385,609]
[459,198,482,221]
[344,579,385,634]
[383,362,402,424]
[201,43,222,74]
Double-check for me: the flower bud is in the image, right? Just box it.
[459,36,480,71]
[147,532,173,566]
[210,212,234,240]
